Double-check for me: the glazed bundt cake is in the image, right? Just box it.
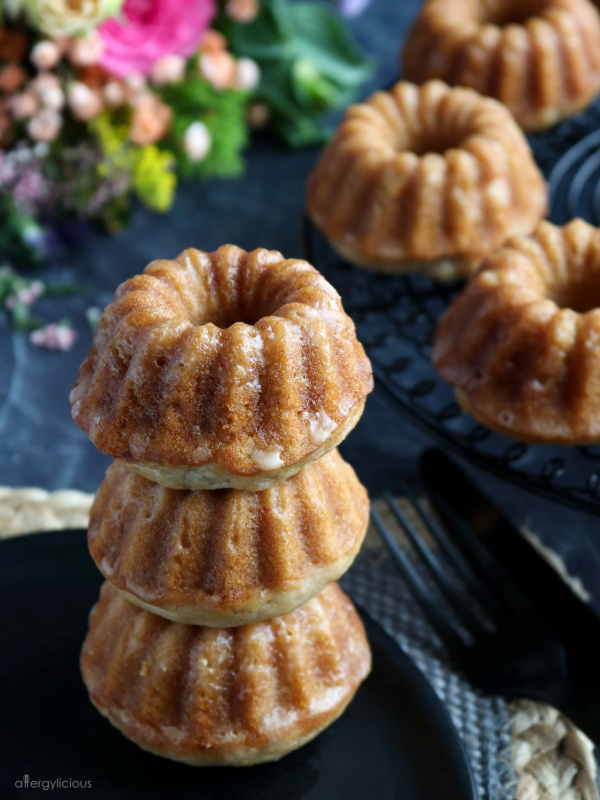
[433,218,600,443]
[70,245,373,491]
[88,450,369,626]
[306,81,547,280]
[81,582,371,766]
[403,0,600,132]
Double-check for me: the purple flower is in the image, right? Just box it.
[333,0,371,17]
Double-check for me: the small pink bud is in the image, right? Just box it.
[53,38,70,55]
[226,0,259,22]
[103,81,126,108]
[247,101,270,129]
[31,41,61,71]
[31,73,62,101]
[39,85,65,111]
[30,323,77,351]
[68,81,103,122]
[8,91,40,120]
[68,32,104,67]
[124,72,146,105]
[30,329,47,346]
[27,108,62,142]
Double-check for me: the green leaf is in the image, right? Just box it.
[11,302,44,332]
[224,0,372,147]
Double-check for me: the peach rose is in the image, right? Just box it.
[198,51,236,90]
[129,93,172,144]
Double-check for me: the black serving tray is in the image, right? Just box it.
[304,97,600,517]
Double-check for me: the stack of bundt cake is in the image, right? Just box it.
[71,245,374,766]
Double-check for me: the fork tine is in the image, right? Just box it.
[370,507,468,656]
[428,488,537,619]
[396,483,511,625]
[384,492,498,632]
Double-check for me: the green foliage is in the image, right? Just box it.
[0,194,46,264]
[0,263,85,332]
[222,0,372,147]
[90,111,177,214]
[132,146,177,212]
[159,78,249,179]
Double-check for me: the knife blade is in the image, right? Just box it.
[419,448,600,693]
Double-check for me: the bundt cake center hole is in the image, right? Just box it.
[551,285,600,313]
[479,0,550,26]
[194,304,268,328]
[403,130,470,156]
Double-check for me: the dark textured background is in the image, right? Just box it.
[1,0,599,608]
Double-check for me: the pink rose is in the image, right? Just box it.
[99,0,216,78]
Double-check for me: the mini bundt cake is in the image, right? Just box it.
[433,218,600,443]
[70,245,373,491]
[306,81,547,280]
[81,582,371,766]
[88,450,369,626]
[403,0,600,132]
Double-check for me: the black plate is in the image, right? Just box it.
[0,531,476,800]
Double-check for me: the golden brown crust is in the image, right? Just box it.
[433,219,600,444]
[80,582,372,766]
[70,245,373,476]
[403,0,600,132]
[88,450,369,626]
[306,81,547,277]
[123,399,365,490]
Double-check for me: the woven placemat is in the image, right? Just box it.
[0,486,597,800]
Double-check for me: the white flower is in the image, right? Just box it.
[103,81,126,108]
[235,57,260,91]
[27,108,62,142]
[23,0,123,38]
[30,40,61,70]
[183,121,211,162]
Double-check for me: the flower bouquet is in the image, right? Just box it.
[0,0,371,261]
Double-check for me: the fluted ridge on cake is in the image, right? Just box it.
[434,218,600,443]
[306,81,546,278]
[88,450,369,626]
[80,582,371,766]
[403,0,600,131]
[70,245,373,490]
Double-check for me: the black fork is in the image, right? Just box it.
[370,487,600,745]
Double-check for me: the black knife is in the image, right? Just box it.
[419,448,600,693]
